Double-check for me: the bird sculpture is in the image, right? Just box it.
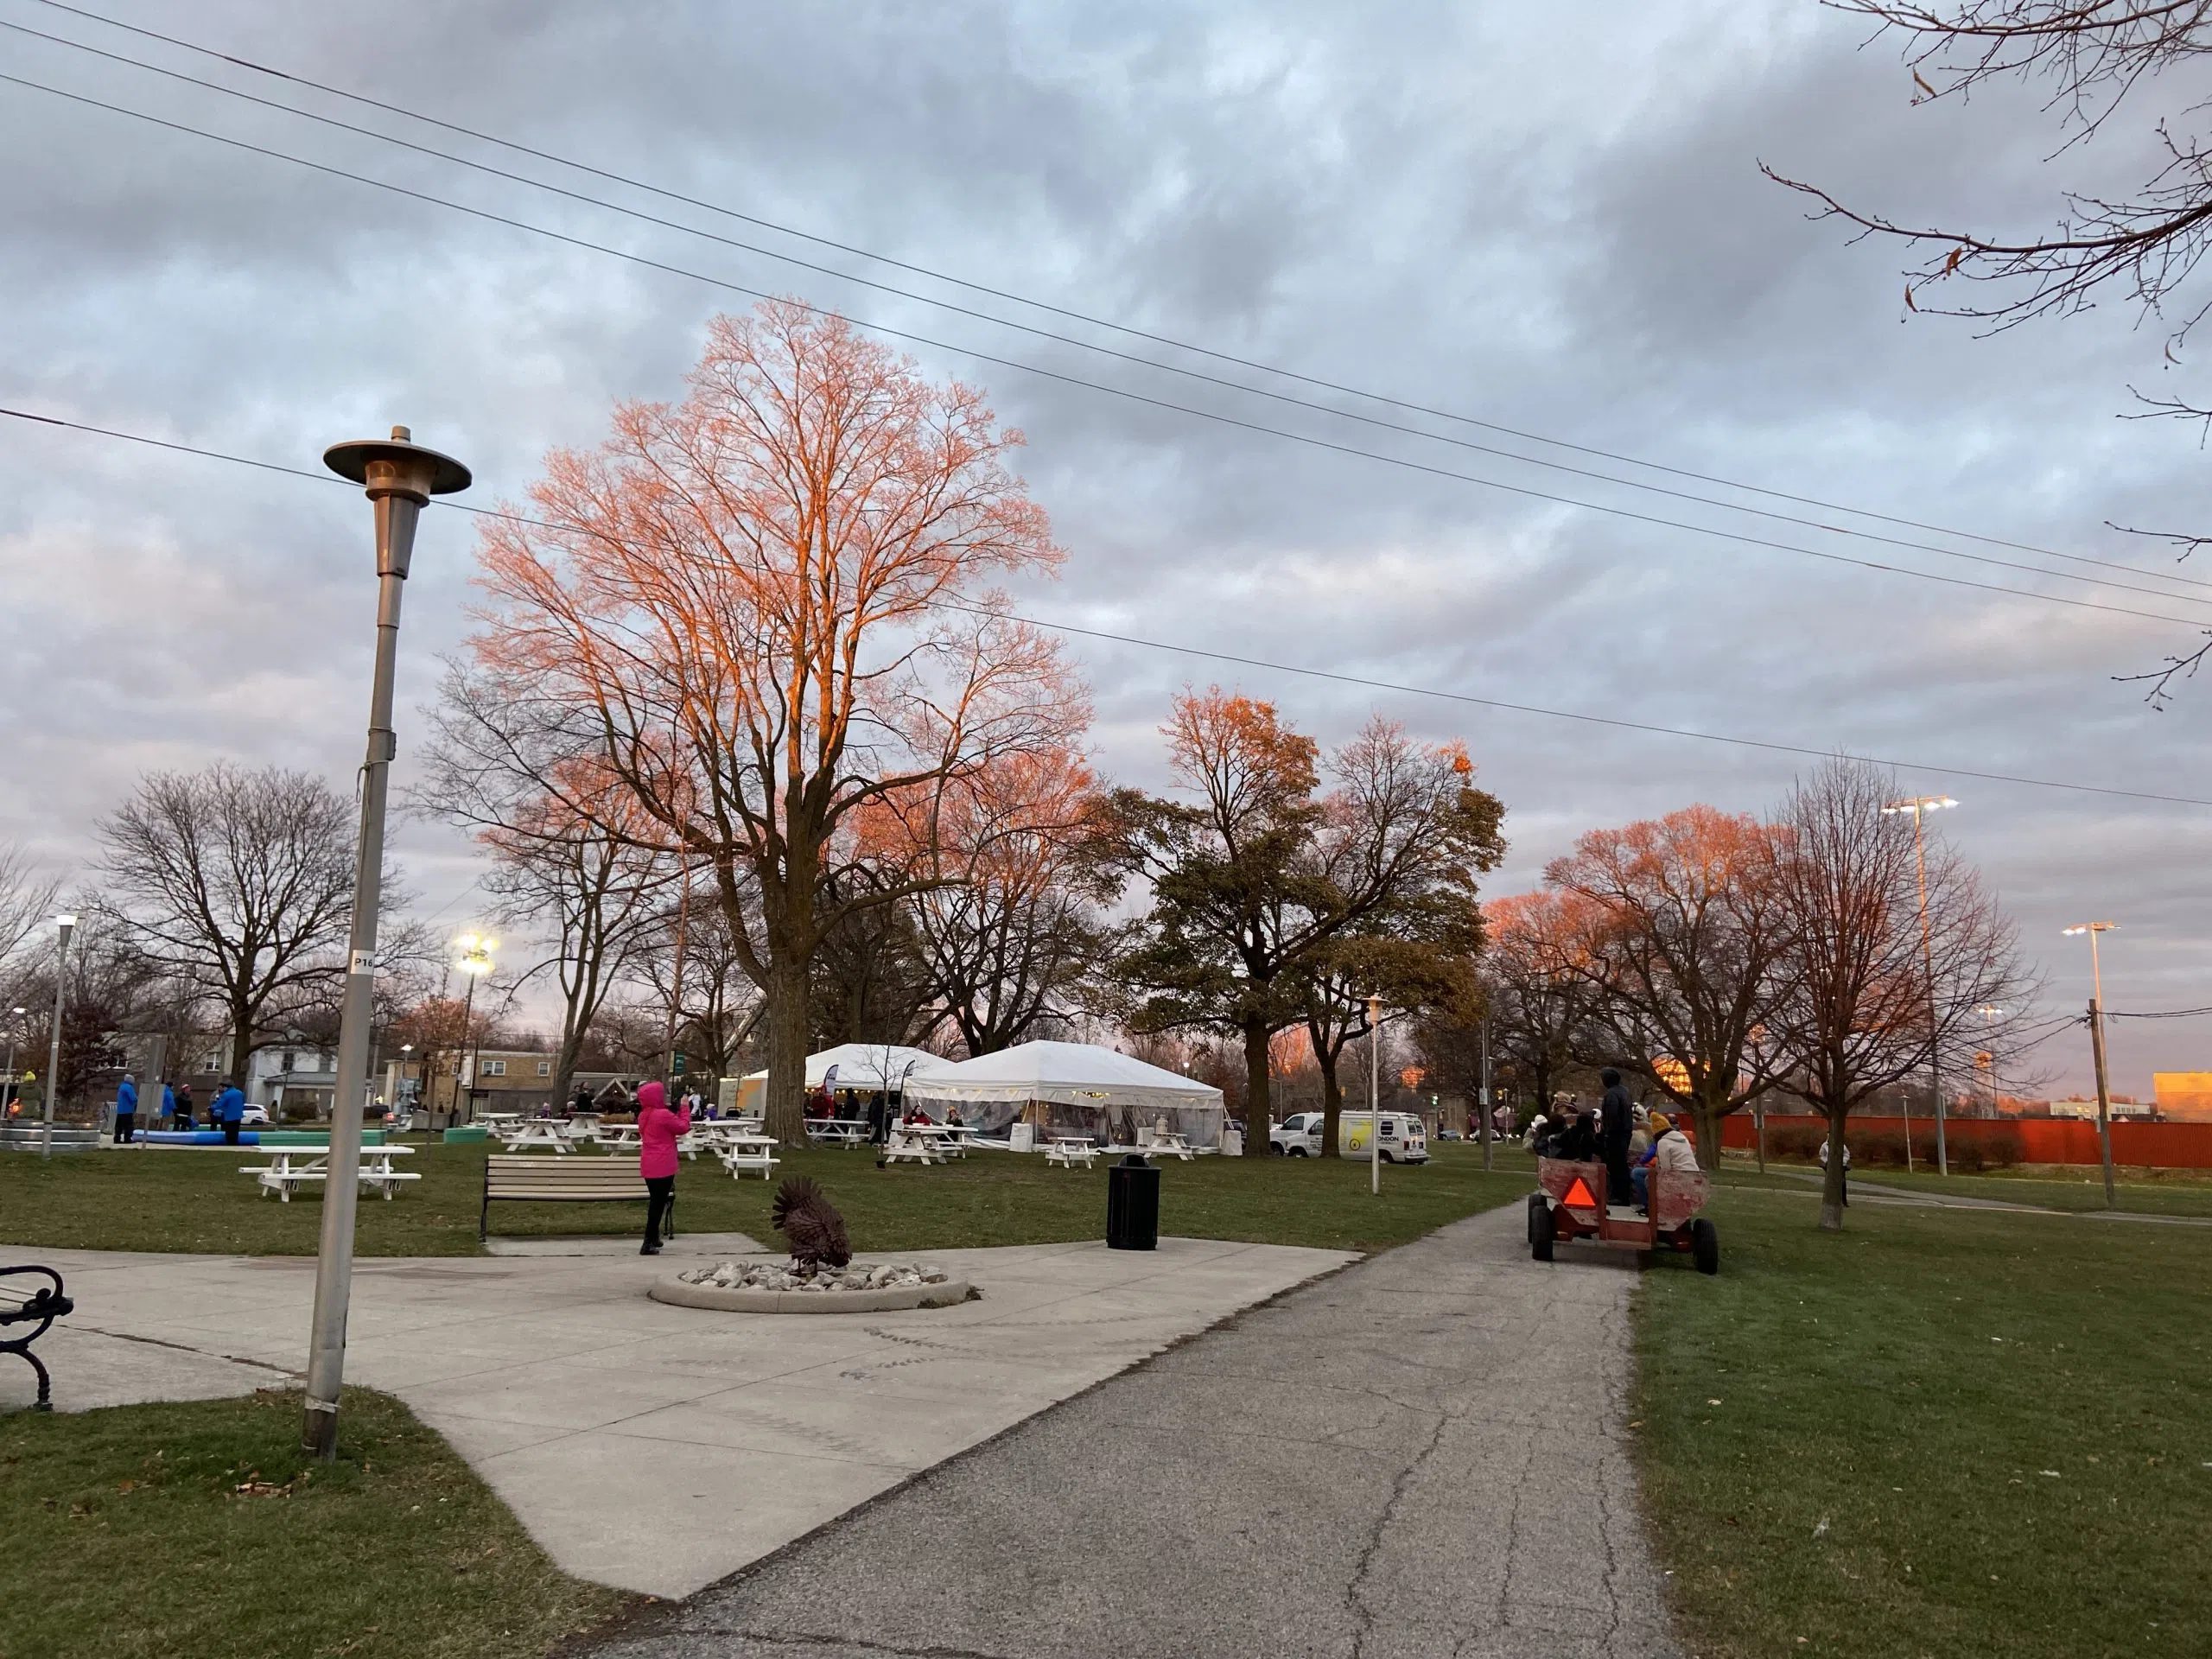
[771,1175,852,1271]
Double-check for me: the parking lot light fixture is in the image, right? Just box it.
[40,915,75,1159]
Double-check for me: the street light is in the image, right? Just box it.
[1882,794,1956,1175]
[1366,993,1385,1197]
[1974,1005,2006,1116]
[40,915,75,1159]
[302,425,470,1463]
[2063,922,2120,1208]
[454,932,496,1124]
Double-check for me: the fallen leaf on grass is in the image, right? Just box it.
[1812,1517,1828,1538]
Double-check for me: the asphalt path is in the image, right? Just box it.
[575,1201,1680,1659]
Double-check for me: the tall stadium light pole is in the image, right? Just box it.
[1974,1005,2007,1116]
[1366,994,1384,1197]
[39,918,73,1158]
[1882,795,1956,1174]
[2063,923,2120,1210]
[303,427,470,1460]
[3,1006,22,1121]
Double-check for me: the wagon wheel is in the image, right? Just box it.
[1525,1192,1547,1246]
[1530,1198,1555,1262]
[1691,1217,1719,1275]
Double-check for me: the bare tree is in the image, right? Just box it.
[891,749,1116,1056]
[482,813,668,1108]
[1768,760,2037,1230]
[1547,805,1795,1169]
[95,764,366,1082]
[1482,890,1604,1121]
[1767,3,2212,699]
[625,896,766,1086]
[0,842,63,1002]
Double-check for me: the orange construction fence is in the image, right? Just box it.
[1719,1112,2212,1169]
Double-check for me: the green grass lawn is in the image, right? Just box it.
[0,1386,629,1659]
[0,1139,1534,1257]
[1636,1187,2212,1658]
[1718,1154,2212,1218]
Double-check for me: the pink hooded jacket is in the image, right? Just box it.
[636,1081,690,1179]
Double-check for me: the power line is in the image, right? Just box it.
[7,401,2209,810]
[12,11,2212,616]
[5,70,2212,636]
[33,0,2212,603]
[2105,1006,2212,1020]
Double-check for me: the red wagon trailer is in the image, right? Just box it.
[1528,1157,1718,1274]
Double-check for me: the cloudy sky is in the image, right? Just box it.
[3,0,2209,1095]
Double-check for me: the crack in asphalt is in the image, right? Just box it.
[1344,1406,1452,1656]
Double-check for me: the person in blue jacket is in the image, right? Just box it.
[215,1079,246,1146]
[112,1074,139,1144]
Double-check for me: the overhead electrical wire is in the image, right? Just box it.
[10,12,2212,617]
[6,69,2212,639]
[29,0,2212,605]
[7,401,2210,810]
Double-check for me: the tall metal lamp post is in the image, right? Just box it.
[452,934,495,1123]
[40,914,75,1158]
[303,426,470,1459]
[5,1005,26,1120]
[1366,994,1385,1197]
[1882,794,1956,1174]
[2063,923,2120,1209]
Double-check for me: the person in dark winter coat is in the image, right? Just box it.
[173,1083,195,1130]
[1598,1069,1635,1211]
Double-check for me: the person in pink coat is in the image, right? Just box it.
[636,1080,690,1255]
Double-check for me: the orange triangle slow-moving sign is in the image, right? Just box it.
[1562,1175,1597,1210]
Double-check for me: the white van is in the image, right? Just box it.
[1269,1109,1428,1162]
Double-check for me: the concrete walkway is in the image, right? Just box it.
[578,1203,1679,1659]
[3,1234,1351,1597]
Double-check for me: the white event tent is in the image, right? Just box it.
[900,1040,1226,1148]
[724,1044,952,1115]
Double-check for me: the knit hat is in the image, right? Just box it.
[1646,1111,1671,1135]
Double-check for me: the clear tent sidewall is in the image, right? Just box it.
[898,1084,1224,1148]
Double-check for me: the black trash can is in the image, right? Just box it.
[1106,1153,1160,1251]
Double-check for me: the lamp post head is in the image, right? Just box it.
[1882,795,1957,816]
[323,426,471,581]
[2063,922,2119,937]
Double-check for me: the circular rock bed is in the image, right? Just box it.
[650,1259,971,1313]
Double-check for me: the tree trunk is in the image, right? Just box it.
[764,952,810,1145]
[1242,1015,1271,1156]
[1316,1046,1344,1160]
[1820,1110,1847,1232]
[1691,1092,1725,1172]
[552,1024,588,1112]
[227,1008,255,1088]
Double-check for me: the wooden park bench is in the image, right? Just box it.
[480,1154,664,1241]
[2,1264,75,1411]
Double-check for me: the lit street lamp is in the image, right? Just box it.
[2063,922,2120,1208]
[302,426,470,1462]
[454,933,496,1122]
[40,915,75,1159]
[1882,794,1956,1175]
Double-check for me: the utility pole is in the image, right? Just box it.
[2064,923,2119,1210]
[1883,795,1956,1173]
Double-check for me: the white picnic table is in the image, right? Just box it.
[1138,1129,1195,1161]
[805,1116,872,1146]
[716,1131,781,1179]
[1044,1135,1097,1169]
[881,1123,955,1166]
[495,1120,574,1154]
[240,1144,417,1201]
[595,1122,642,1153]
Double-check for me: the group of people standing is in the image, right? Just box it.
[109,1073,247,1144]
